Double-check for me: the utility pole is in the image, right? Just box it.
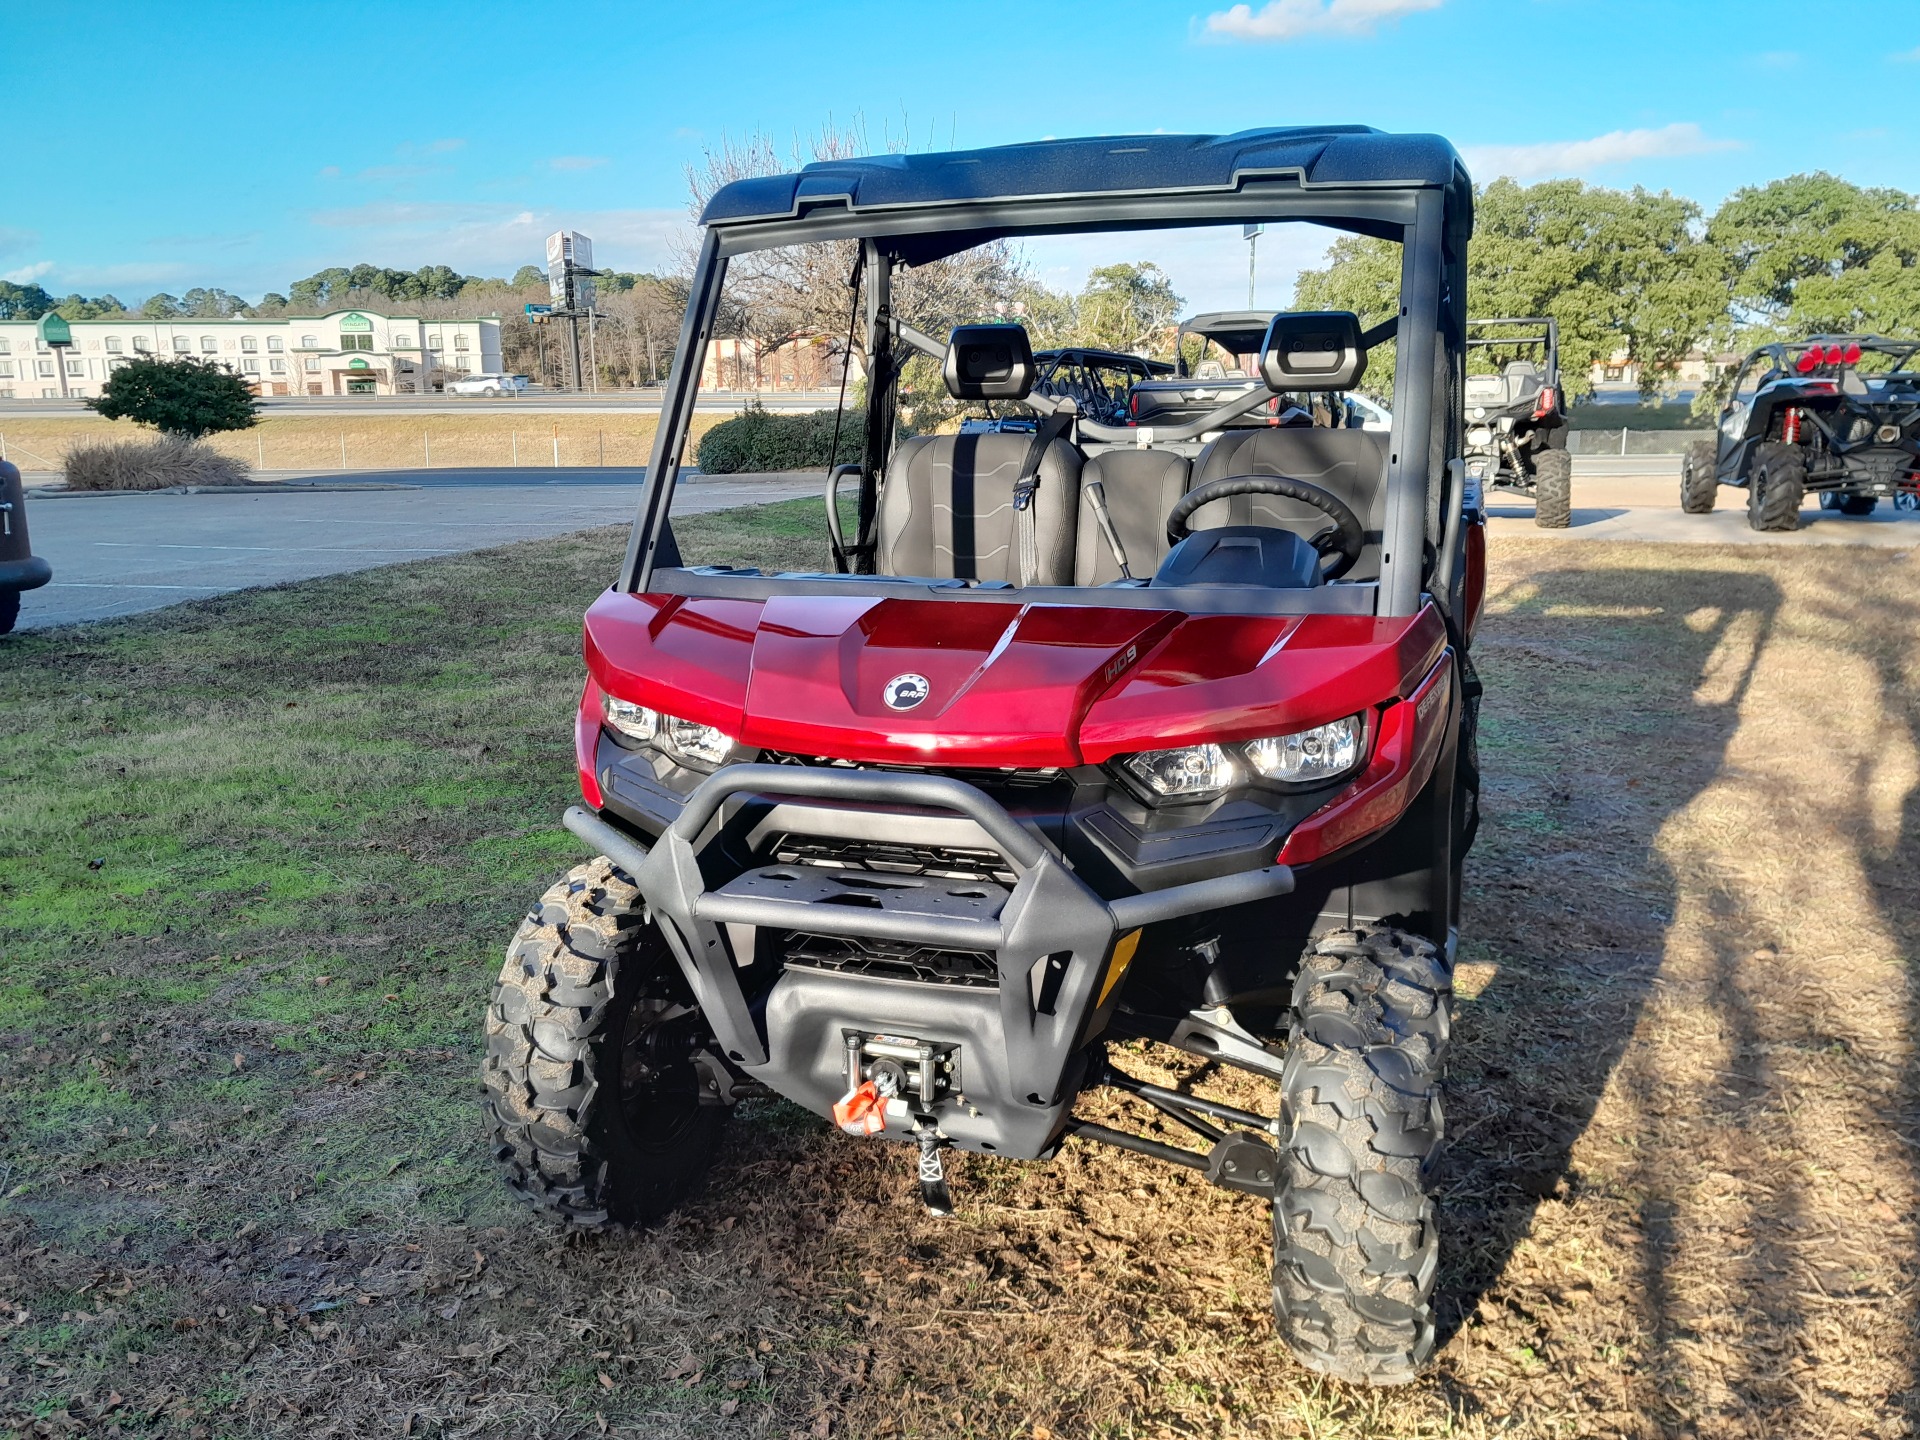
[1244,223,1264,310]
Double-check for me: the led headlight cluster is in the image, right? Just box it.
[601,694,740,770]
[1113,715,1364,803]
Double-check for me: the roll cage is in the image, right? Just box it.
[620,128,1474,621]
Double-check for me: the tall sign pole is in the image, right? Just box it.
[1244,223,1264,310]
[546,231,599,393]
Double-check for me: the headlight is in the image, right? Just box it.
[1471,406,1485,420]
[601,692,739,770]
[1467,425,1494,447]
[1244,715,1363,783]
[1112,715,1365,803]
[1117,744,1238,800]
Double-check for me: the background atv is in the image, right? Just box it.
[1683,335,1920,531]
[481,126,1485,1387]
[1463,318,1570,528]
[961,346,1172,434]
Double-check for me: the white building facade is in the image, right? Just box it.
[0,310,503,400]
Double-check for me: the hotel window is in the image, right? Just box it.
[301,334,318,348]
[241,336,258,353]
[133,336,153,353]
[269,357,286,374]
[304,356,320,372]
[173,336,191,353]
[0,339,8,354]
[0,361,12,378]
[454,334,469,350]
[37,359,55,377]
[201,336,218,353]
[66,358,84,377]
[392,332,413,346]
[341,333,373,351]
[105,336,121,353]
[267,335,284,352]
[242,359,260,374]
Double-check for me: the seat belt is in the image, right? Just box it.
[1012,409,1074,587]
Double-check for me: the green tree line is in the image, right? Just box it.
[1293,171,1920,411]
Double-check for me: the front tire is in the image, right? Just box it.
[1532,449,1572,528]
[0,590,18,636]
[1748,443,1806,532]
[1272,927,1450,1385]
[483,857,728,1226]
[1680,441,1718,513]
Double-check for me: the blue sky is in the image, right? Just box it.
[6,0,1919,313]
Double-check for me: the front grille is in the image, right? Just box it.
[760,750,1063,791]
[782,931,999,987]
[770,834,1014,885]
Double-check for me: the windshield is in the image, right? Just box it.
[636,208,1439,617]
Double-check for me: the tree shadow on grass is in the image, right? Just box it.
[1431,559,1780,1408]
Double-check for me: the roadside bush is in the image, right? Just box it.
[695,402,862,474]
[88,355,258,439]
[63,434,253,491]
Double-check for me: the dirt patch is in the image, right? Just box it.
[2,535,1918,1436]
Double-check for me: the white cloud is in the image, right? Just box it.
[1203,0,1442,42]
[307,201,686,276]
[2,260,54,285]
[1462,122,1739,181]
[550,155,609,171]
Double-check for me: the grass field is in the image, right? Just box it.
[3,509,1918,1437]
[0,412,734,475]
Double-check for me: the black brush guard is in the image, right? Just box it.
[563,763,1294,1160]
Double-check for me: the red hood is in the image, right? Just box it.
[584,589,1445,768]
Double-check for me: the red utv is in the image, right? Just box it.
[482,126,1484,1385]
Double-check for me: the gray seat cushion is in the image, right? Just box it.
[878,431,1081,584]
[1188,428,1388,581]
[1075,448,1190,585]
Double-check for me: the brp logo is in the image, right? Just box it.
[883,673,931,711]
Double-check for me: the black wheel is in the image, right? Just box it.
[483,857,729,1226]
[1272,927,1450,1385]
[0,590,18,636]
[1748,443,1806,532]
[1680,440,1718,514]
[1531,449,1572,529]
[1839,494,1878,516]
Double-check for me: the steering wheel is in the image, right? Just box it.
[1165,475,1366,580]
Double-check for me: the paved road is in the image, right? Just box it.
[0,391,840,420]
[14,468,1918,634]
[14,473,816,630]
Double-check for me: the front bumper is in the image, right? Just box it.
[563,763,1293,1160]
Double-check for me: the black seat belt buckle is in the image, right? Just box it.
[1012,478,1039,512]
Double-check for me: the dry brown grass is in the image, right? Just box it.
[0,412,730,473]
[3,534,1919,1437]
[61,434,252,490]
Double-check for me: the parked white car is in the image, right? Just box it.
[446,373,528,397]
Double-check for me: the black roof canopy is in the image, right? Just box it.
[701,127,1468,228]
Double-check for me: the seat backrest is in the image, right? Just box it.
[878,431,1081,584]
[1187,427,1389,580]
[1503,359,1543,404]
[1075,448,1191,585]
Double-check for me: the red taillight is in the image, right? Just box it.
[1824,344,1845,365]
[1797,349,1820,374]
[1845,343,1863,364]
[1129,392,1139,419]
[1532,385,1557,420]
